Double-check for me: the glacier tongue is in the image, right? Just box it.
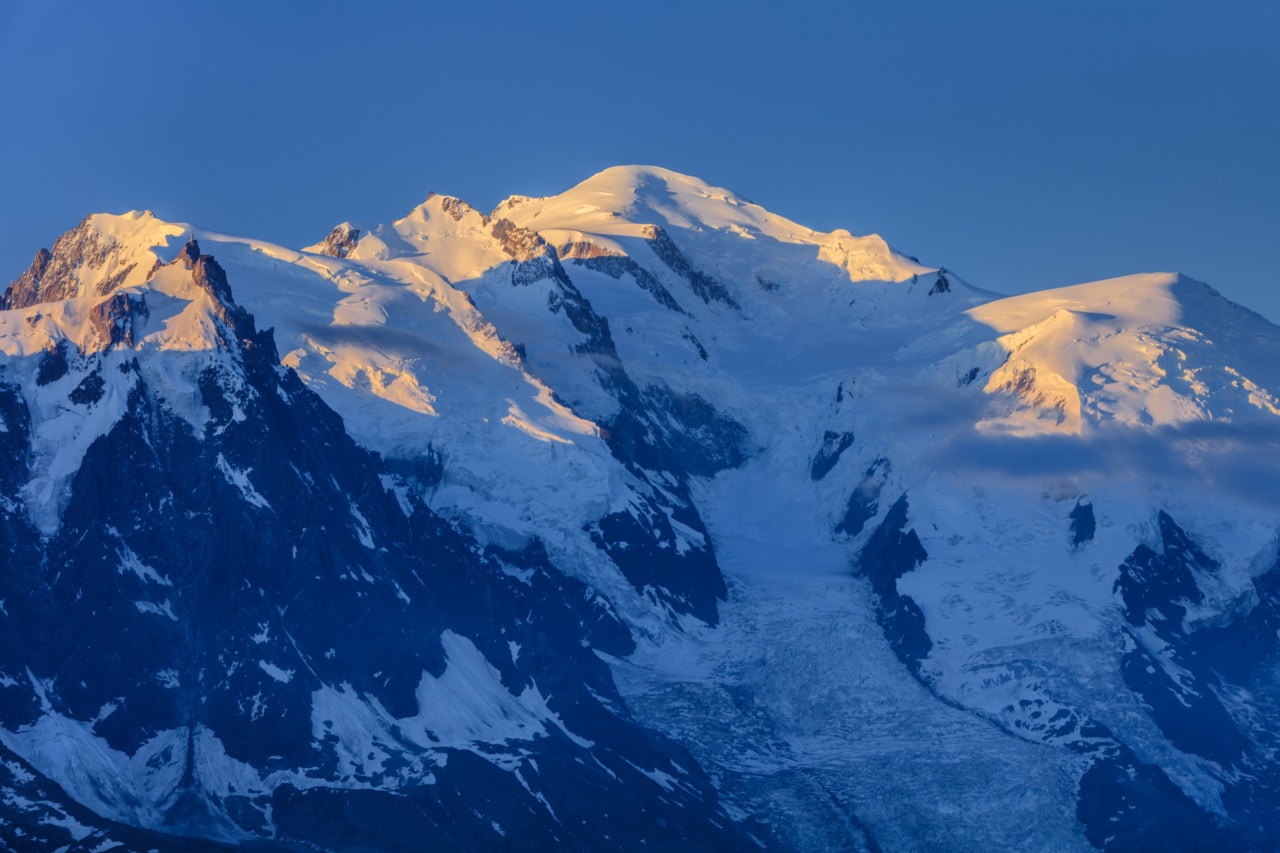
[614,455,1093,851]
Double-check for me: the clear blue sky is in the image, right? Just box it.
[2,1,1277,321]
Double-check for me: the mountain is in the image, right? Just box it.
[2,165,1279,851]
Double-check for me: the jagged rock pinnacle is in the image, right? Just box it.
[178,238,201,268]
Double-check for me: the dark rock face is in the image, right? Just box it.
[857,495,931,677]
[0,218,139,309]
[174,240,259,348]
[589,492,727,625]
[68,369,106,405]
[35,339,71,386]
[682,328,709,360]
[86,290,149,349]
[1097,512,1280,845]
[588,374,746,626]
[438,195,479,223]
[1115,512,1246,766]
[1115,512,1209,625]
[2,248,52,309]
[811,430,856,481]
[1076,743,1233,853]
[1069,500,1095,547]
[837,457,888,537]
[587,361,745,625]
[607,384,750,479]
[491,217,552,262]
[0,251,751,850]
[0,381,31,497]
[476,225,747,627]
[642,224,738,308]
[489,218,574,290]
[312,223,361,258]
[177,236,202,267]
[573,254,688,314]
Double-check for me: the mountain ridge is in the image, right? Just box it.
[2,165,1279,850]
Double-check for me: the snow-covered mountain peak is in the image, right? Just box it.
[489,193,545,219]
[500,164,789,241]
[326,192,509,281]
[1,211,184,310]
[5,165,1280,850]
[969,272,1186,332]
[0,235,249,362]
[304,221,362,258]
[0,234,272,535]
[400,191,489,230]
[965,272,1280,436]
[552,164,752,219]
[491,166,940,303]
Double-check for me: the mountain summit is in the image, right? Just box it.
[2,166,1279,851]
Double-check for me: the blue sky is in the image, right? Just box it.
[2,1,1277,321]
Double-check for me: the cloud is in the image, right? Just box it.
[922,419,1280,511]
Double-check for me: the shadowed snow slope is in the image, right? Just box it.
[2,166,1279,851]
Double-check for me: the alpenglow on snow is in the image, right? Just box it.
[1,165,1279,851]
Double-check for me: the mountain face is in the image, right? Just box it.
[2,166,1279,851]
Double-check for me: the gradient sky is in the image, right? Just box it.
[2,1,1277,321]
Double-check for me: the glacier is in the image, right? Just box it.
[0,165,1278,850]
